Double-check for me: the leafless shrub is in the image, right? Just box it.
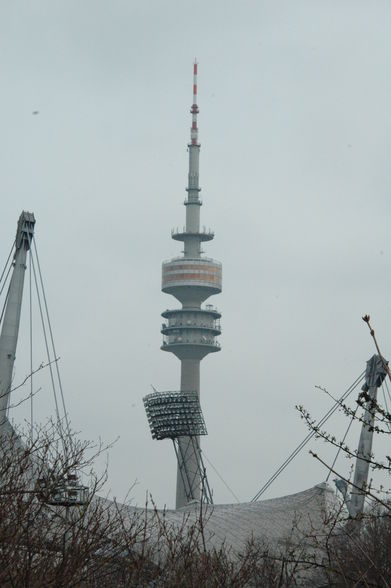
[0,420,339,587]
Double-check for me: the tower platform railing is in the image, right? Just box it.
[162,255,222,266]
[162,336,220,348]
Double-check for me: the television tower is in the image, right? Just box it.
[161,62,222,508]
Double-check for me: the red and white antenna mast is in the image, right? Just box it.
[190,60,199,146]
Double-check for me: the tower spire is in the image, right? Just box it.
[186,60,201,216]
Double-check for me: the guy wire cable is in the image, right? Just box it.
[251,370,365,501]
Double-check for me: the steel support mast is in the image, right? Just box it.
[349,354,387,518]
[143,390,213,505]
[161,63,222,508]
[0,212,35,432]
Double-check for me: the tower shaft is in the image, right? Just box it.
[175,359,200,506]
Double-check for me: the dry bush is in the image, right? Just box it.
[0,421,324,587]
[7,420,391,587]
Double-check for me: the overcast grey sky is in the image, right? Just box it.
[1,1,391,508]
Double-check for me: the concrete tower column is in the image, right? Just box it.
[175,359,200,507]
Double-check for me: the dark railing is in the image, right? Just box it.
[162,323,221,333]
[162,336,220,348]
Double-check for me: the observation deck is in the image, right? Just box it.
[161,304,221,359]
[162,304,221,320]
[161,336,220,360]
[161,307,221,334]
[162,257,222,305]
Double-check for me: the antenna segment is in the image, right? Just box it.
[191,61,199,146]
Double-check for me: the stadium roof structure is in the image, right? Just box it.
[114,482,338,557]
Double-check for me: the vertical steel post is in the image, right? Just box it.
[349,355,387,517]
[0,212,35,431]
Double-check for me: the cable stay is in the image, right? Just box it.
[0,240,15,291]
[380,378,391,434]
[202,450,241,503]
[0,253,15,292]
[251,370,366,502]
[325,405,358,483]
[29,249,33,441]
[0,241,16,327]
[28,235,72,443]
[33,236,71,438]
[27,233,88,506]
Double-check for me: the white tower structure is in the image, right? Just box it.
[161,63,222,508]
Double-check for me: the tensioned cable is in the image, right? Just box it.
[199,451,214,505]
[251,372,365,501]
[29,250,33,441]
[202,450,241,503]
[0,256,15,324]
[0,261,13,299]
[0,241,15,289]
[385,378,391,403]
[28,243,64,447]
[380,379,391,434]
[251,370,366,502]
[384,378,391,414]
[381,383,389,415]
[385,379,391,407]
[380,382,391,434]
[0,243,17,327]
[325,405,358,483]
[0,282,11,328]
[32,237,71,439]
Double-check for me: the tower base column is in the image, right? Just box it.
[176,359,200,508]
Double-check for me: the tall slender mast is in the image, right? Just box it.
[191,61,199,146]
[349,354,387,517]
[0,212,35,431]
[161,63,222,508]
[185,61,202,258]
